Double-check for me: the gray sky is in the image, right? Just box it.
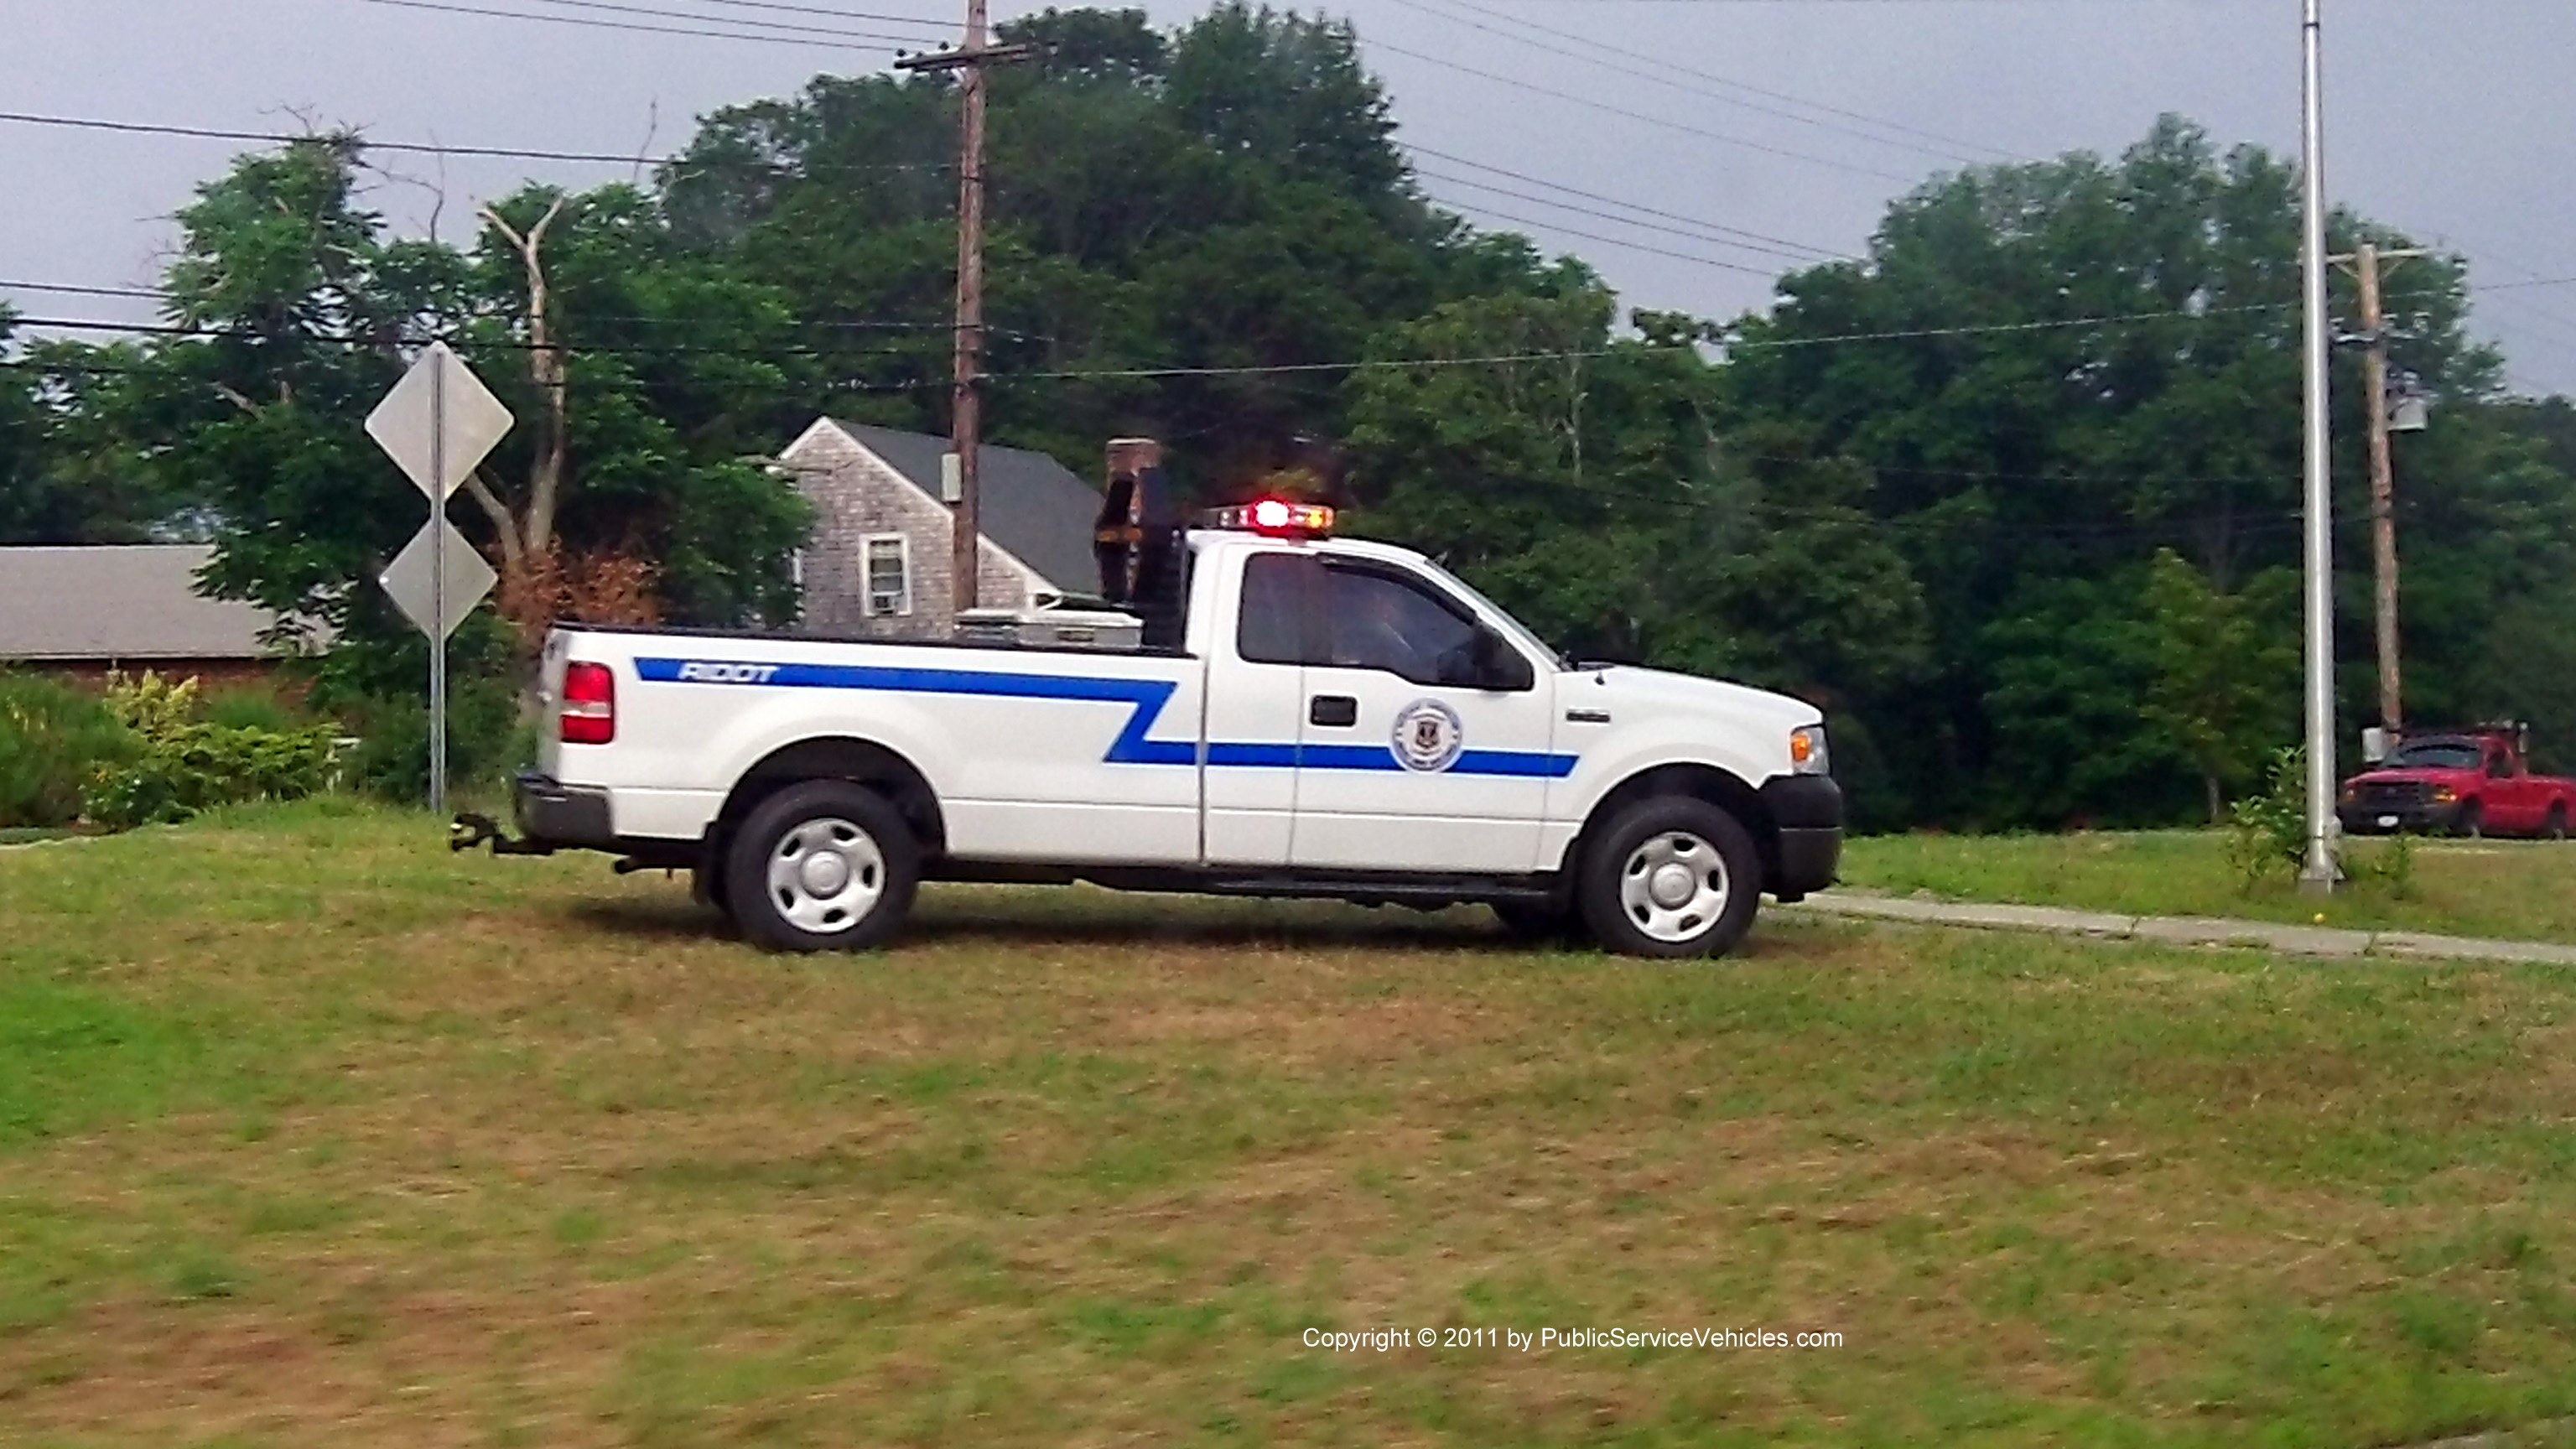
[8,0,2576,392]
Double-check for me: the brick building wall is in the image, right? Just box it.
[22,658,293,693]
[785,424,1047,639]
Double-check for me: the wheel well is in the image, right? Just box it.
[1566,764,1779,886]
[715,738,947,856]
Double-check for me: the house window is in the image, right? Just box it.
[862,533,912,617]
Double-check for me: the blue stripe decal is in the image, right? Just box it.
[635,657,1578,779]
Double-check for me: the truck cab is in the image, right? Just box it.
[471,501,1843,958]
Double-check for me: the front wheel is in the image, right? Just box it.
[2455,801,2485,840]
[2547,803,2568,843]
[1576,797,1763,960]
[725,780,921,952]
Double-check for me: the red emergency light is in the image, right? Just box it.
[1202,498,1334,536]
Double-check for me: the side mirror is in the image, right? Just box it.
[1471,630,1535,693]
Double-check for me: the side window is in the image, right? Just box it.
[2490,750,2513,780]
[1318,566,1482,685]
[862,533,911,617]
[1235,553,1317,666]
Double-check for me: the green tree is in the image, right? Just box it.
[2141,548,2298,823]
[1344,289,1932,825]
[47,139,812,719]
[657,4,1551,493]
[1725,113,2539,826]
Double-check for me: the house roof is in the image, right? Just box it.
[0,545,288,662]
[827,421,1104,593]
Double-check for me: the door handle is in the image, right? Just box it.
[1309,694,1358,727]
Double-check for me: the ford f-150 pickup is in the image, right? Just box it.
[456,501,1843,958]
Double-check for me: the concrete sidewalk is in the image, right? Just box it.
[1776,891,2576,968]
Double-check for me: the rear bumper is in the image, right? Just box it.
[516,771,616,849]
[1762,776,1844,901]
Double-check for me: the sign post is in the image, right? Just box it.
[366,343,512,813]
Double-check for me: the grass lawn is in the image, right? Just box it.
[8,801,2576,1446]
[1842,830,2576,945]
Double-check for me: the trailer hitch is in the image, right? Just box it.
[449,812,555,856]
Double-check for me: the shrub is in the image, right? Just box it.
[341,674,523,805]
[78,671,342,828]
[2224,743,2413,893]
[200,685,309,734]
[2224,746,2309,890]
[0,672,136,828]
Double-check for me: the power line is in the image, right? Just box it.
[0,281,160,302]
[1433,0,2022,162]
[1363,35,1918,184]
[1389,0,2002,168]
[350,0,911,51]
[992,299,2296,382]
[1407,145,1851,261]
[1,314,950,363]
[0,109,947,174]
[1728,299,2299,351]
[504,0,945,44]
[1415,190,1789,275]
[0,278,1014,336]
[670,0,954,29]
[8,290,2341,385]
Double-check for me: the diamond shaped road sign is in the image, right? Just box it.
[379,517,497,641]
[366,342,512,500]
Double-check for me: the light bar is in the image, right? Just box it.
[1202,498,1334,535]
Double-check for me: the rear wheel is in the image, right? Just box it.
[725,780,920,953]
[1576,796,1763,960]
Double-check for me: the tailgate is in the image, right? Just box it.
[532,628,574,781]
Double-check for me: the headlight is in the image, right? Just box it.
[1789,724,1831,776]
[2433,786,2457,804]
[2340,785,2356,804]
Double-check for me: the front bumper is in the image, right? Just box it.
[2338,802,2463,835]
[1762,776,1844,901]
[516,771,616,849]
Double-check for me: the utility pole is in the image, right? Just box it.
[2329,242,2430,737]
[2297,0,2338,896]
[897,3,1031,619]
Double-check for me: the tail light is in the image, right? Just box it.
[561,662,615,745]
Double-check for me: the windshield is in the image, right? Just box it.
[1408,557,1567,668]
[2385,740,2482,771]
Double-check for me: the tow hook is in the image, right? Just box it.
[449,812,554,856]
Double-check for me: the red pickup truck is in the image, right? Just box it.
[2338,724,2576,839]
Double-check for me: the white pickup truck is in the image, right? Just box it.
[456,504,1841,958]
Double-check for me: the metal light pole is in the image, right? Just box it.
[2298,0,2340,894]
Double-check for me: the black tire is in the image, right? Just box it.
[725,780,920,953]
[1575,796,1763,960]
[2547,804,2568,843]
[1490,899,1587,948]
[690,860,738,931]
[2456,801,2485,840]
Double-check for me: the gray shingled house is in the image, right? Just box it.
[0,544,301,687]
[777,418,1104,639]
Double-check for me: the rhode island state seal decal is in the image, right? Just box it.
[1390,699,1466,774]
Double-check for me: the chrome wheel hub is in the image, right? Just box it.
[1619,830,1731,944]
[766,817,885,936]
